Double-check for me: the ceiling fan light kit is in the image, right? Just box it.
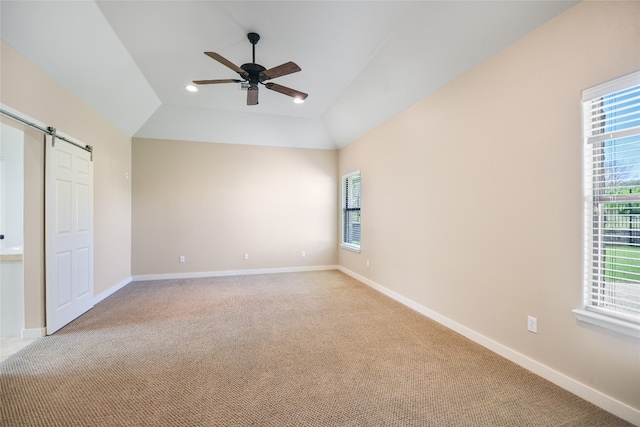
[194,32,308,106]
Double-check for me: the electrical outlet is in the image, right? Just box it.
[243,253,249,260]
[527,316,537,333]
[179,256,185,263]
[301,251,306,258]
[366,260,370,268]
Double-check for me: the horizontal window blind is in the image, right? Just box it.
[584,71,640,323]
[342,171,361,249]
[583,86,640,137]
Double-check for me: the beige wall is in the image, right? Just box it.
[339,1,640,411]
[132,138,337,275]
[1,41,132,327]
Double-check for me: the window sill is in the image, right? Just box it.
[572,309,640,340]
[340,243,361,253]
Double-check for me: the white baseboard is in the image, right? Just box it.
[94,276,132,304]
[21,327,46,339]
[337,266,640,426]
[132,265,339,282]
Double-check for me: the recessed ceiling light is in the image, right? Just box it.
[293,98,304,104]
[185,84,198,93]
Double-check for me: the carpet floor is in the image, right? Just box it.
[0,270,632,426]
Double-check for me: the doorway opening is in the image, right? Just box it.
[0,123,27,360]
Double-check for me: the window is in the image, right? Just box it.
[579,71,640,336]
[341,171,361,251]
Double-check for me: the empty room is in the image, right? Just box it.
[0,1,639,425]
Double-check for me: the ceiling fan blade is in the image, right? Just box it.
[204,52,246,75]
[193,79,242,85]
[265,83,308,101]
[247,87,259,105]
[262,61,301,80]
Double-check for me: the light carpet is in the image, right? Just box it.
[0,270,632,426]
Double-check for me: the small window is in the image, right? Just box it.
[579,71,640,336]
[341,171,361,251]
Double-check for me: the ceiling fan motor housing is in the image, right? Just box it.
[241,63,267,84]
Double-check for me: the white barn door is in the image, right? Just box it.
[45,135,93,334]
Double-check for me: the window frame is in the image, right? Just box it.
[576,70,640,339]
[341,170,361,252]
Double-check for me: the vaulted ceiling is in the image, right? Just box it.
[1,1,578,149]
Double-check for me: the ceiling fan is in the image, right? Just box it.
[193,32,308,106]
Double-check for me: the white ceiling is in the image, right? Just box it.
[1,1,578,149]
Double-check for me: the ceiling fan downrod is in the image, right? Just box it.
[248,32,260,64]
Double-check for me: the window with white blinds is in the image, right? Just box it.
[341,171,361,251]
[582,71,640,329]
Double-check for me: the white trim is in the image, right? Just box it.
[582,70,640,102]
[94,276,132,304]
[581,71,640,334]
[572,309,640,340]
[132,265,339,282]
[96,266,338,297]
[21,327,46,339]
[340,243,361,253]
[337,266,640,426]
[342,170,361,180]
